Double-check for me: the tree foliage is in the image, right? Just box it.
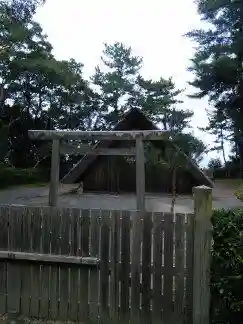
[208,157,222,170]
[186,0,243,172]
[92,42,143,128]
[0,0,206,172]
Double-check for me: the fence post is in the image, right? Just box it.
[193,185,213,324]
[136,136,145,212]
[49,139,60,206]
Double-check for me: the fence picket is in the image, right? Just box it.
[89,210,100,322]
[185,213,194,323]
[39,265,50,319]
[58,208,70,321]
[69,208,80,322]
[78,209,90,322]
[20,264,31,317]
[152,212,163,322]
[174,213,186,323]
[131,211,142,324]
[49,265,59,321]
[100,210,110,323]
[49,208,60,320]
[30,207,42,318]
[39,207,51,319]
[20,207,32,317]
[7,206,23,315]
[110,210,120,322]
[141,212,152,323]
[163,212,174,322]
[120,211,131,322]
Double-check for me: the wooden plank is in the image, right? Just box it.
[78,209,90,322]
[30,207,42,254]
[99,210,110,323]
[141,212,152,323]
[174,213,186,323]
[0,206,9,250]
[22,207,32,252]
[0,260,7,315]
[58,208,70,321]
[120,211,131,322]
[30,264,41,318]
[60,144,136,156]
[41,207,51,254]
[163,212,174,322]
[68,265,79,321]
[81,209,90,257]
[49,208,60,255]
[193,186,212,324]
[131,211,143,324]
[39,265,50,319]
[0,251,98,265]
[29,207,42,318]
[0,206,9,314]
[185,213,194,323]
[49,208,60,321]
[49,139,60,207]
[152,212,163,322]
[7,206,23,315]
[39,207,51,319]
[20,205,32,317]
[20,264,31,317]
[136,136,145,212]
[68,208,80,322]
[29,129,168,141]
[48,208,59,321]
[49,265,59,321]
[109,210,120,322]
[90,211,100,258]
[8,205,24,251]
[88,210,100,322]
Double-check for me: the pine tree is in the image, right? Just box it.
[130,76,182,127]
[92,42,143,128]
[186,0,243,173]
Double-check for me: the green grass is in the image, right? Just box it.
[214,178,243,188]
[0,182,48,191]
[22,182,48,188]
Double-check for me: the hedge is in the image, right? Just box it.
[211,209,243,323]
[0,164,49,188]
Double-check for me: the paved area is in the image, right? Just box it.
[0,184,242,212]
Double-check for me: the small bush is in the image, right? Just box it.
[211,209,243,323]
[0,163,49,188]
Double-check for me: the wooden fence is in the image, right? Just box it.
[0,187,212,323]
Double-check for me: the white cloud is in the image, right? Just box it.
[35,0,228,166]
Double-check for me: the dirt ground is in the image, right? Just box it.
[0,180,242,212]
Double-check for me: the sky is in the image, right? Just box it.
[35,0,227,166]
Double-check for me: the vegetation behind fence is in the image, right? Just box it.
[211,208,243,324]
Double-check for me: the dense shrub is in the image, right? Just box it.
[0,163,49,188]
[211,209,243,323]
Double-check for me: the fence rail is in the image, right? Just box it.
[0,187,212,323]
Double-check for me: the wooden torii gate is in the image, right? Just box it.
[29,130,168,210]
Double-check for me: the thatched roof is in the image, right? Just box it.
[62,107,213,187]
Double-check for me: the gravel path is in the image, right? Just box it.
[0,184,242,212]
